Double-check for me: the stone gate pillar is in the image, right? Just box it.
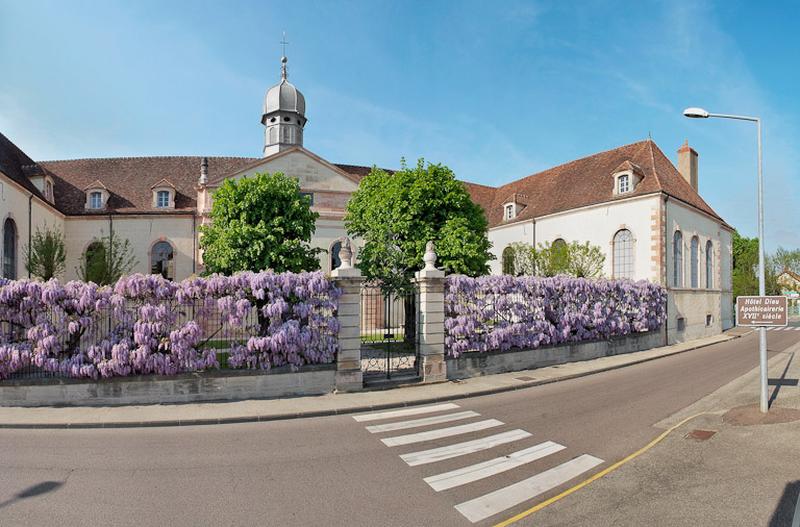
[414,241,447,383]
[331,238,363,392]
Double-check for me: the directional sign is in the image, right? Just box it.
[736,296,788,327]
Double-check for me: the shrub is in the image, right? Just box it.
[444,274,666,357]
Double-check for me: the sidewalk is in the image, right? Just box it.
[0,331,742,429]
[530,337,800,527]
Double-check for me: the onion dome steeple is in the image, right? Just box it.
[261,47,306,157]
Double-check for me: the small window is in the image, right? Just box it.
[300,192,314,206]
[706,240,713,289]
[156,190,170,208]
[504,203,515,220]
[89,191,103,209]
[45,180,54,201]
[151,241,175,281]
[270,117,276,123]
[677,317,686,331]
[706,314,713,327]
[618,174,631,194]
[283,116,290,122]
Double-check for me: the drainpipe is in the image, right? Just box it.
[192,213,197,275]
[531,218,537,275]
[663,195,669,346]
[27,194,32,278]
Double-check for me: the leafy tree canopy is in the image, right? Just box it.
[199,172,323,275]
[503,240,605,278]
[77,231,138,285]
[732,231,780,297]
[24,224,66,281]
[344,159,492,292]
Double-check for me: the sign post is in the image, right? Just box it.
[736,296,788,412]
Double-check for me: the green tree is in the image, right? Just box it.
[23,224,66,280]
[770,246,800,275]
[344,159,492,293]
[503,242,537,276]
[732,231,780,299]
[566,241,606,278]
[533,241,570,277]
[77,231,138,285]
[199,172,323,274]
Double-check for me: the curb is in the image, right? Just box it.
[0,333,746,429]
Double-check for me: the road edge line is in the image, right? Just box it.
[491,413,706,527]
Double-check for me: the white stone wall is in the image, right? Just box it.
[0,172,65,279]
[488,195,660,281]
[63,215,196,281]
[665,199,734,342]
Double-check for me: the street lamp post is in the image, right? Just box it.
[683,107,768,413]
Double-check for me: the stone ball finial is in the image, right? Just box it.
[339,237,353,269]
[423,241,437,271]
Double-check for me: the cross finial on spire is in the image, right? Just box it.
[280,32,289,80]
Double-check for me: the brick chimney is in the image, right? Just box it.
[677,140,699,191]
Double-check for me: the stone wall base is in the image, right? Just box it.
[0,365,336,407]
[445,329,666,380]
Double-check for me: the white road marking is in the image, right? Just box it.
[424,441,567,492]
[454,454,604,523]
[400,430,532,466]
[794,327,800,331]
[352,403,460,422]
[766,327,775,331]
[381,419,503,447]
[365,411,480,433]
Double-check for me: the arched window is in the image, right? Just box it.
[2,218,17,279]
[330,240,342,271]
[706,240,713,289]
[613,229,634,279]
[150,241,174,281]
[690,236,699,288]
[502,246,515,275]
[82,241,106,283]
[673,231,683,287]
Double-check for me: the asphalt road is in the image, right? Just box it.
[1,327,798,527]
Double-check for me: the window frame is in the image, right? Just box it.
[150,240,175,281]
[690,236,700,288]
[673,230,684,287]
[503,203,515,221]
[705,240,713,289]
[89,191,103,209]
[3,218,17,279]
[156,190,170,208]
[612,229,635,279]
[617,173,631,194]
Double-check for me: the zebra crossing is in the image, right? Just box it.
[353,402,604,524]
[765,326,800,331]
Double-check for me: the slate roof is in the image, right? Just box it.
[0,132,50,202]
[462,139,728,228]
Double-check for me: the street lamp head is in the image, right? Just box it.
[683,107,710,119]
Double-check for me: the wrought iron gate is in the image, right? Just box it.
[360,284,419,381]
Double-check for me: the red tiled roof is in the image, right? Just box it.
[463,139,727,228]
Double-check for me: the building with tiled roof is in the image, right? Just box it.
[0,55,732,343]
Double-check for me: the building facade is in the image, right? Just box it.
[0,55,732,344]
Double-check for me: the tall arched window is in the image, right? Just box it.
[151,241,174,281]
[330,240,342,271]
[690,236,699,288]
[673,230,683,287]
[82,241,106,283]
[613,229,634,279]
[706,240,713,289]
[2,218,17,279]
[502,246,515,275]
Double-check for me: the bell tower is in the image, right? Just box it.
[261,41,307,157]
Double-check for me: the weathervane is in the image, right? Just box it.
[280,31,289,79]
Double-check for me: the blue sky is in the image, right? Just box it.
[1,1,798,249]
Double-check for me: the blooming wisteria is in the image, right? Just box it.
[444,275,667,358]
[0,272,340,380]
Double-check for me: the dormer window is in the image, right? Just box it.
[45,179,54,202]
[150,179,176,209]
[618,174,631,194]
[504,203,516,220]
[89,191,102,209]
